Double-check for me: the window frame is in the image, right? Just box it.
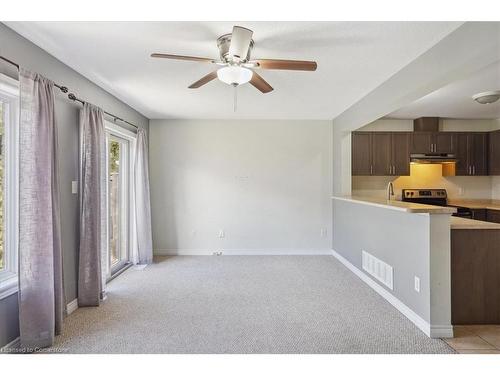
[0,73,19,300]
[104,121,137,279]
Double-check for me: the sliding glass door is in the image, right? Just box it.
[106,128,134,277]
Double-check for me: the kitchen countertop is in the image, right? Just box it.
[450,216,500,230]
[447,199,500,211]
[332,196,457,214]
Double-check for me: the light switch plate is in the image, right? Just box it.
[71,181,78,194]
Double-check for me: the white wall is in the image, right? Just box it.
[353,118,500,200]
[149,119,333,254]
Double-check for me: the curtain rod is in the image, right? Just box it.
[0,55,139,130]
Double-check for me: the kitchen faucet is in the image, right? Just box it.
[387,181,395,201]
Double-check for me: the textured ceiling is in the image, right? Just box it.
[6,21,462,119]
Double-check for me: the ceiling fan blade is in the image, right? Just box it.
[251,59,317,71]
[228,26,253,61]
[249,72,273,93]
[188,71,218,89]
[151,53,216,63]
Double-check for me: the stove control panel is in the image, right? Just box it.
[402,189,447,199]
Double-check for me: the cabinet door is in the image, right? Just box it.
[435,132,454,153]
[454,133,469,175]
[392,132,410,176]
[486,209,500,224]
[351,132,372,176]
[371,133,392,175]
[489,130,500,175]
[469,133,488,176]
[411,132,433,154]
[471,209,487,221]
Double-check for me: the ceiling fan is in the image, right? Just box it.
[151,26,318,94]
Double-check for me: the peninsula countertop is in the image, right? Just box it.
[450,216,500,230]
[332,196,457,214]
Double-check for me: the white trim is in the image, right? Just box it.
[1,336,20,351]
[331,249,453,338]
[66,298,78,315]
[0,73,19,298]
[0,276,18,300]
[154,249,333,256]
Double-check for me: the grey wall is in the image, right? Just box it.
[332,198,452,336]
[149,119,333,254]
[0,23,149,347]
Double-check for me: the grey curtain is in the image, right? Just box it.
[78,103,105,306]
[18,68,64,349]
[135,128,153,264]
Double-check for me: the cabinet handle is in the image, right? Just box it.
[392,165,395,175]
[473,165,476,175]
[468,166,471,175]
[370,165,373,175]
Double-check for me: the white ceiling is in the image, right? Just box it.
[6,22,462,120]
[389,61,500,120]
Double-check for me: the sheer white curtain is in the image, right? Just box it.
[134,128,153,264]
[18,68,64,349]
[78,103,106,306]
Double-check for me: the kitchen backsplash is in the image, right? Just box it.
[352,164,495,200]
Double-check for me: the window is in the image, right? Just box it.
[0,74,19,299]
[105,122,136,278]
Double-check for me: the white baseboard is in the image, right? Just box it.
[1,336,20,351]
[66,298,78,315]
[331,249,453,339]
[154,249,333,256]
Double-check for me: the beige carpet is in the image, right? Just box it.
[53,256,455,354]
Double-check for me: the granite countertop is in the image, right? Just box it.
[332,196,457,214]
[450,216,500,230]
[447,199,500,211]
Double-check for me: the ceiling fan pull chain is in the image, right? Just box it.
[233,83,238,112]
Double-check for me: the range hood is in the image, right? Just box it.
[410,153,457,164]
[410,117,457,165]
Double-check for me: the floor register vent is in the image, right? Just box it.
[362,251,394,290]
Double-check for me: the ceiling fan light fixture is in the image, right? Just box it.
[217,66,253,86]
[472,90,500,104]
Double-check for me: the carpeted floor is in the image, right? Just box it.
[53,256,455,354]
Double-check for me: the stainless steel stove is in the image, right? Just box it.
[402,189,472,218]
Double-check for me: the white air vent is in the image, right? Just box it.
[362,251,394,290]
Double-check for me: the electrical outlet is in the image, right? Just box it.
[71,181,78,194]
[459,187,465,196]
[414,276,420,293]
[218,230,225,238]
[320,228,327,237]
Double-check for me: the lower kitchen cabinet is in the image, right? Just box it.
[487,209,500,224]
[451,228,500,324]
[471,209,487,221]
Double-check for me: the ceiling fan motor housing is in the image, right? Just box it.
[217,33,254,63]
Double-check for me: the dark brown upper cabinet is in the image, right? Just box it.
[352,132,409,176]
[489,130,500,175]
[454,132,488,176]
[391,132,410,176]
[351,132,372,176]
[410,132,454,154]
